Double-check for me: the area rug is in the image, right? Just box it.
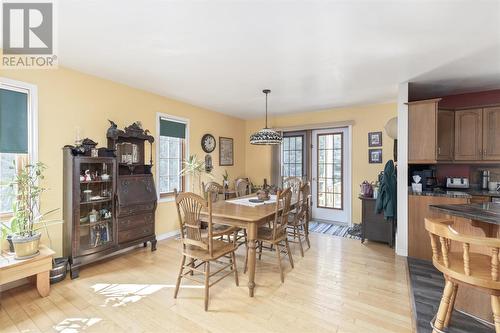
[308,221,362,240]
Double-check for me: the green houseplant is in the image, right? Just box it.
[7,162,60,259]
[222,170,229,189]
[180,155,213,194]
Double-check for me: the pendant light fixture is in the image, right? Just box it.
[250,89,282,145]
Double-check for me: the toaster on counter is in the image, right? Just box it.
[446,177,470,189]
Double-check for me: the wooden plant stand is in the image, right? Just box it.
[0,245,55,297]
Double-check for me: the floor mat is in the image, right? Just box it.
[308,221,362,240]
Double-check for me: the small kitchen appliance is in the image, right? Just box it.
[412,170,436,191]
[446,177,470,189]
[481,170,490,190]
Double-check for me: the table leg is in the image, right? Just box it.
[247,223,257,297]
[36,271,50,297]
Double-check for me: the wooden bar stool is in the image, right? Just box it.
[425,218,500,332]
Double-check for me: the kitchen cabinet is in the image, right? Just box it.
[454,109,483,160]
[408,194,468,260]
[483,106,500,160]
[470,195,491,203]
[408,99,441,163]
[437,109,454,160]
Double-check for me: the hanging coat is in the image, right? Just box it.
[376,160,397,220]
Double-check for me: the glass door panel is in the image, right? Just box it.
[316,133,343,209]
[77,160,115,255]
[311,127,350,224]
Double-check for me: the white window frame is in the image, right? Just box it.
[156,112,189,203]
[0,77,38,218]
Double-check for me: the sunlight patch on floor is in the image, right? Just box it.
[91,283,203,307]
[53,317,102,332]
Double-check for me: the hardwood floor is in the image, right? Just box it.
[1,233,413,333]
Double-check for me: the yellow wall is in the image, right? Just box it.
[245,103,397,224]
[1,67,247,256]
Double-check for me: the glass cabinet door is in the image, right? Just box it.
[77,159,115,255]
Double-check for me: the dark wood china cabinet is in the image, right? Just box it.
[63,121,157,279]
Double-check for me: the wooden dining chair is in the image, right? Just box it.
[425,218,500,333]
[173,190,239,311]
[202,181,223,202]
[235,178,250,197]
[244,188,294,283]
[287,182,311,257]
[202,181,245,245]
[283,176,302,193]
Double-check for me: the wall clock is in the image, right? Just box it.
[201,134,216,153]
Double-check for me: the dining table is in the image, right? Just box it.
[200,193,298,297]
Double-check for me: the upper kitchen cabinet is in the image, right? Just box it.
[408,98,441,163]
[482,106,500,160]
[454,109,482,160]
[436,109,454,161]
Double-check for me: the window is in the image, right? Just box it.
[281,134,304,182]
[0,79,37,218]
[157,115,188,198]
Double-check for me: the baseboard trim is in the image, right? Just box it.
[157,229,180,241]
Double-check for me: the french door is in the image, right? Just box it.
[311,127,350,224]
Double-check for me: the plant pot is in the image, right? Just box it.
[50,257,68,284]
[12,232,41,260]
[6,235,15,253]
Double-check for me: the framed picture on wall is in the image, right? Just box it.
[368,131,382,147]
[369,148,383,164]
[219,137,234,166]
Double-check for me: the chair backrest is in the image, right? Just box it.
[235,178,250,197]
[271,187,292,240]
[283,176,302,193]
[425,218,500,290]
[291,182,310,226]
[203,181,223,202]
[174,189,214,256]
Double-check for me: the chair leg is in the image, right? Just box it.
[204,261,210,311]
[297,226,304,257]
[174,255,186,299]
[491,295,500,333]
[189,258,195,276]
[276,242,284,283]
[258,241,263,260]
[244,240,250,274]
[305,219,311,248]
[231,251,239,286]
[433,279,454,333]
[444,283,458,328]
[285,237,294,268]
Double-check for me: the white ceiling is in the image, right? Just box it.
[53,1,500,118]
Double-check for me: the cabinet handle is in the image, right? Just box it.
[438,147,441,155]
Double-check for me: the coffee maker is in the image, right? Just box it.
[412,169,437,191]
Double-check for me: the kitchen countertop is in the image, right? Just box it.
[408,189,472,198]
[430,202,500,225]
[408,188,500,199]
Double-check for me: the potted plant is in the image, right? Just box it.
[7,162,60,259]
[180,155,213,194]
[222,170,229,189]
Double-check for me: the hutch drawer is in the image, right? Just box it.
[118,225,154,243]
[117,213,153,231]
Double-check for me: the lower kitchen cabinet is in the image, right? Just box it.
[408,194,468,260]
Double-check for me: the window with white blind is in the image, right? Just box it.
[0,79,37,217]
[157,115,188,198]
